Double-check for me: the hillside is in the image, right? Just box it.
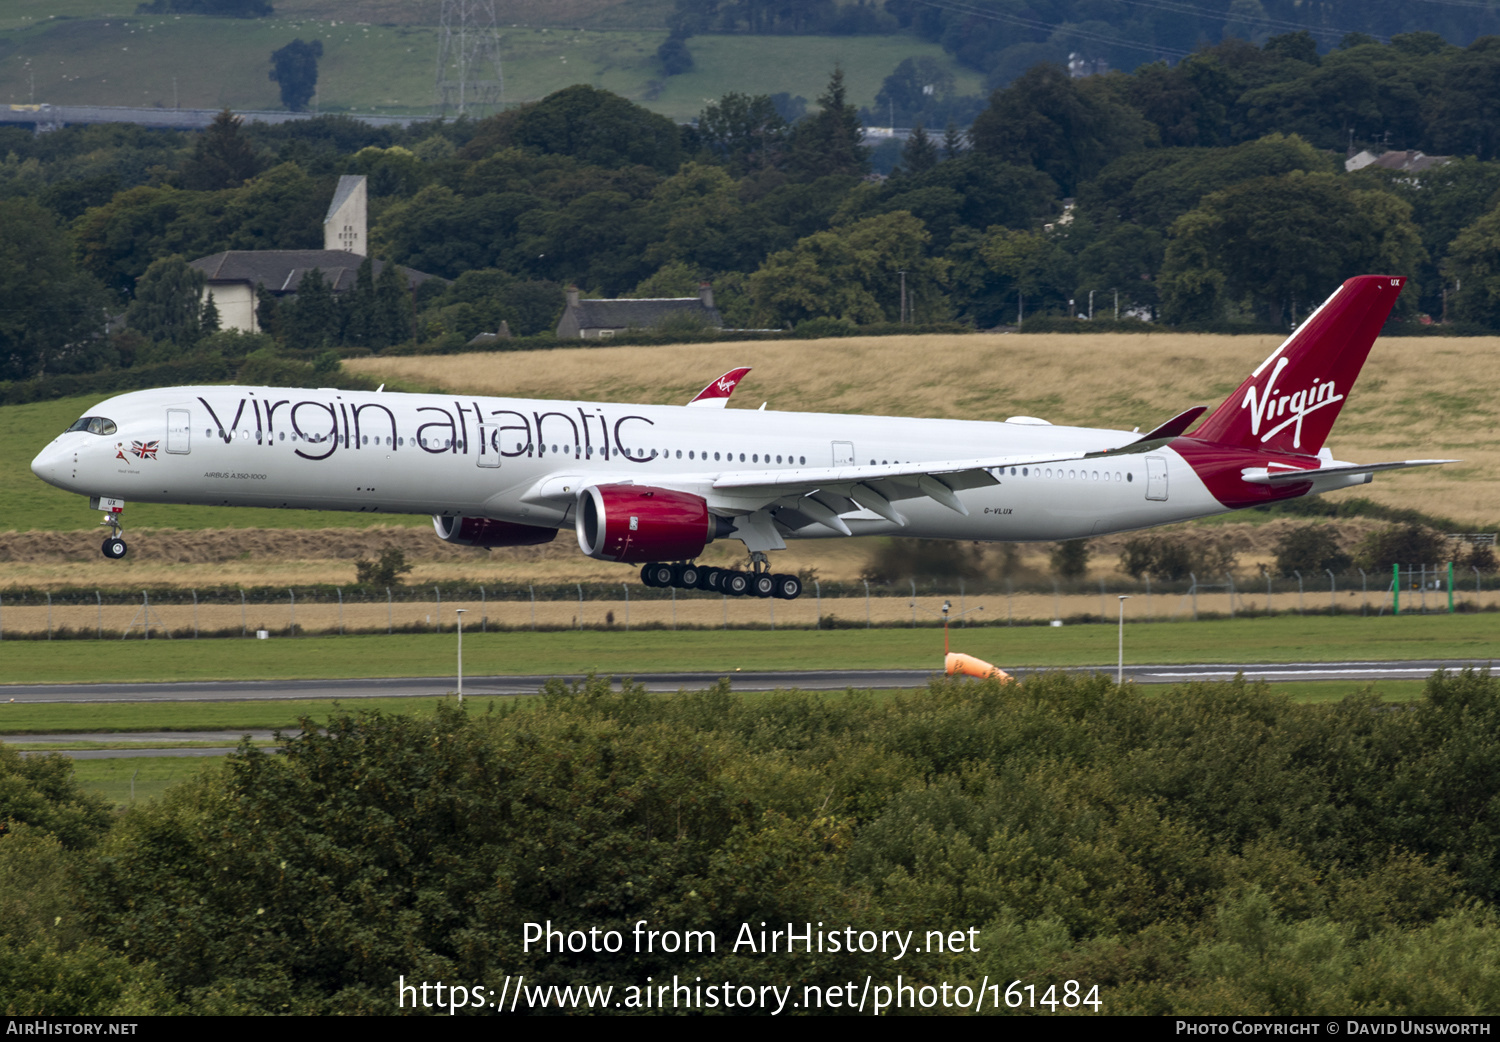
[0,4,975,119]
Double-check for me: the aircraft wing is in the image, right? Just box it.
[709,452,1091,534]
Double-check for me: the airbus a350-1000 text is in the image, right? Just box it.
[31,276,1451,600]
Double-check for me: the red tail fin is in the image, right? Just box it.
[1188,276,1404,454]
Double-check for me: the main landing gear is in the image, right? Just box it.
[640,552,803,599]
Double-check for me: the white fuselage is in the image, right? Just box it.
[31,385,1233,546]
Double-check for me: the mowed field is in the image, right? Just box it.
[349,332,1500,524]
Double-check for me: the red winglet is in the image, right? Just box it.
[686,367,752,408]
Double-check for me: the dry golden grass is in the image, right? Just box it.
[350,333,1500,524]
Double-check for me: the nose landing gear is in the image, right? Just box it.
[94,499,127,559]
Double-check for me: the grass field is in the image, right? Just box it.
[0,614,1493,686]
[0,5,971,120]
[348,332,1500,526]
[67,755,214,806]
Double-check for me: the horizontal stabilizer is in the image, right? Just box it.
[1131,406,1207,444]
[1241,459,1459,485]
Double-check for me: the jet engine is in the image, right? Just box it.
[576,484,729,563]
[432,515,559,548]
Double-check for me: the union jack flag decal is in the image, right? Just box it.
[131,440,159,460]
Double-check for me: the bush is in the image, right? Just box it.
[1273,525,1352,577]
[1119,533,1237,581]
[1356,524,1450,571]
[354,548,412,586]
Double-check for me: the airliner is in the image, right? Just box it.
[30,276,1450,600]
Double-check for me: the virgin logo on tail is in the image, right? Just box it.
[1240,356,1344,450]
[716,376,739,394]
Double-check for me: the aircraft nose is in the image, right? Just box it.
[31,440,68,489]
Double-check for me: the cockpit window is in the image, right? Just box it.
[66,416,117,436]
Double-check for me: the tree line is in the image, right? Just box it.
[6,671,1500,1013]
[13,34,1500,385]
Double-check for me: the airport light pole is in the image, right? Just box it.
[455,609,466,704]
[1117,596,1131,685]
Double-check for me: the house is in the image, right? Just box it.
[555,283,723,339]
[186,250,441,334]
[185,175,441,334]
[1345,149,1451,174]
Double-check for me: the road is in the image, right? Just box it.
[2,660,1493,705]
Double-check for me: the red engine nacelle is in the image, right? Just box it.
[432,515,559,548]
[576,484,718,563]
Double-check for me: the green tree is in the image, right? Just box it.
[697,92,788,174]
[374,260,413,347]
[508,85,684,173]
[1356,524,1450,571]
[0,200,111,381]
[281,268,339,350]
[178,109,261,191]
[126,255,210,350]
[1441,203,1500,326]
[875,57,956,125]
[1273,526,1353,577]
[1160,171,1426,325]
[896,124,939,177]
[269,39,323,112]
[749,210,948,326]
[970,64,1151,195]
[341,256,375,346]
[786,68,869,181]
[1050,539,1090,580]
[354,548,411,586]
[657,31,694,76]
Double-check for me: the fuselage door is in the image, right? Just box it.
[166,408,191,454]
[1145,455,1168,501]
[832,440,855,467]
[477,423,501,468]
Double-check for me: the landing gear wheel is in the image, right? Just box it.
[698,567,721,592]
[752,573,776,598]
[679,563,702,588]
[102,537,127,559]
[724,571,750,596]
[771,574,802,600]
[641,563,661,587]
[644,563,674,588]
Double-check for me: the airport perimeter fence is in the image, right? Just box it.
[0,564,1494,640]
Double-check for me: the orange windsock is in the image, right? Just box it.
[945,652,1012,683]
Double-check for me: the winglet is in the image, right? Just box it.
[687,367,752,408]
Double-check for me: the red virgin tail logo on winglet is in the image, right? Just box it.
[687,366,753,407]
[1188,276,1404,455]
